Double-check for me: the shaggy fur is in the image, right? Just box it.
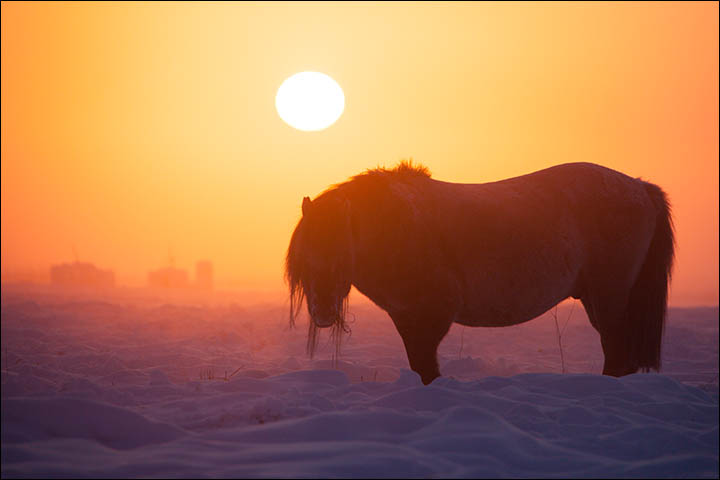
[286,161,675,384]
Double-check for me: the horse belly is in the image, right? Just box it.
[455,295,567,328]
[455,278,575,327]
[453,242,582,328]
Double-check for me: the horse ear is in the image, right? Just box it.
[302,196,312,216]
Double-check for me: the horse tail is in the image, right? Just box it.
[626,182,675,372]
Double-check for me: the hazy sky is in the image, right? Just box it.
[2,2,718,305]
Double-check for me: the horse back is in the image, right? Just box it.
[417,163,658,326]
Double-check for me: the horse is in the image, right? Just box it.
[285,161,675,385]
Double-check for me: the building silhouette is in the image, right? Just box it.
[50,262,115,288]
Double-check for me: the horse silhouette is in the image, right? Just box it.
[286,161,674,384]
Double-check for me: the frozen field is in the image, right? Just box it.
[1,285,718,478]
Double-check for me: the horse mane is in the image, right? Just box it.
[285,223,305,329]
[316,158,429,192]
[362,159,431,178]
[285,159,430,358]
[303,159,431,208]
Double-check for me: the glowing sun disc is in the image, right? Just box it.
[275,72,345,131]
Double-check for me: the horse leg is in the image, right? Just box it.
[581,294,638,377]
[390,310,453,385]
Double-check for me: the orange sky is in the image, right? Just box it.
[1,1,718,305]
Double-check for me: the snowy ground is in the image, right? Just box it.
[1,285,717,478]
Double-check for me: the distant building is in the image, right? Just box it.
[195,260,213,290]
[147,267,189,288]
[50,262,115,288]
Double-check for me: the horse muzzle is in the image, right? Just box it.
[313,316,336,328]
[308,298,342,328]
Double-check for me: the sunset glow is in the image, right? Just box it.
[1,2,717,305]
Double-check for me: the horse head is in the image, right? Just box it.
[286,193,353,354]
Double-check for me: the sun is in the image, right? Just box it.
[275,72,345,131]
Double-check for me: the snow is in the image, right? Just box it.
[1,285,717,478]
